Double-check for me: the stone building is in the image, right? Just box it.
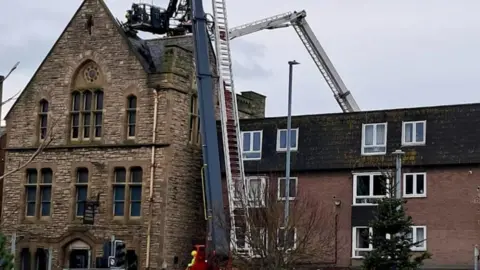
[0,0,264,269]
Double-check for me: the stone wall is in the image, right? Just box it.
[0,0,204,269]
[3,147,165,268]
[2,0,266,269]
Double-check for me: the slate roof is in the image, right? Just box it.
[127,35,196,73]
[218,102,480,173]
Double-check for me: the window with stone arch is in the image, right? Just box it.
[70,61,104,141]
[38,99,49,140]
[126,95,137,138]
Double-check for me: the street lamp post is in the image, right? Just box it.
[392,149,405,207]
[0,62,20,84]
[284,60,300,233]
[0,62,20,122]
[0,75,4,121]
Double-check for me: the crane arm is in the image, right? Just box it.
[191,0,229,260]
[291,17,360,112]
[229,11,304,40]
[228,11,360,112]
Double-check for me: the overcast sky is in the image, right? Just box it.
[1,0,479,120]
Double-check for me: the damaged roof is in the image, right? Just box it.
[127,35,195,73]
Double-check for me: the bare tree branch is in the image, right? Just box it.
[0,62,20,83]
[1,62,21,107]
[0,114,60,230]
[215,174,337,270]
[0,114,60,181]
[2,92,21,107]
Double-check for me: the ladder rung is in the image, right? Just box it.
[213,0,249,254]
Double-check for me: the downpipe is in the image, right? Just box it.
[146,89,159,269]
[334,212,338,265]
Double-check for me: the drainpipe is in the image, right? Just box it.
[146,89,159,269]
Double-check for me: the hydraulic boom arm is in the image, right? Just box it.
[122,0,231,267]
[191,0,229,262]
[229,11,361,113]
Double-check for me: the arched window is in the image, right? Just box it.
[70,90,103,140]
[126,95,137,138]
[24,167,53,218]
[74,168,89,217]
[38,99,49,140]
[112,166,143,218]
[70,61,104,141]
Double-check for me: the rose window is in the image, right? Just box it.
[84,65,99,83]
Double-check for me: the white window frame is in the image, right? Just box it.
[277,227,297,251]
[352,226,373,258]
[403,173,427,198]
[361,123,388,155]
[246,176,266,207]
[249,227,267,257]
[276,128,299,152]
[402,120,426,146]
[277,177,298,201]
[408,226,427,251]
[353,172,390,206]
[241,130,263,161]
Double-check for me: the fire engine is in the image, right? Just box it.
[122,0,361,268]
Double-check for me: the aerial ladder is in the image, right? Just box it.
[122,1,360,268]
[209,0,252,260]
[189,0,231,267]
[227,11,361,113]
[123,0,232,269]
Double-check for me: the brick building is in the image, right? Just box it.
[228,103,480,269]
[0,0,264,269]
[3,0,479,269]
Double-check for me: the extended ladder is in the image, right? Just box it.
[211,0,249,256]
[228,11,361,113]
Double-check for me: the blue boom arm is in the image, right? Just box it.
[191,0,229,260]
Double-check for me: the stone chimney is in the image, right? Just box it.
[236,91,266,119]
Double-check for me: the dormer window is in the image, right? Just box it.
[402,121,426,146]
[276,128,299,152]
[361,123,387,155]
[241,130,262,160]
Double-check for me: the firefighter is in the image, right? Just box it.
[125,10,133,24]
[186,250,197,269]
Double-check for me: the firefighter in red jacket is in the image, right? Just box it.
[186,245,208,270]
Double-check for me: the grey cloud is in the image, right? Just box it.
[230,39,268,58]
[230,39,272,79]
[232,61,272,79]
[0,39,53,72]
[2,0,480,118]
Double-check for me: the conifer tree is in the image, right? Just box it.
[361,179,431,270]
[0,232,14,270]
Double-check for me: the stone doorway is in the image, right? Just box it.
[63,239,91,269]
